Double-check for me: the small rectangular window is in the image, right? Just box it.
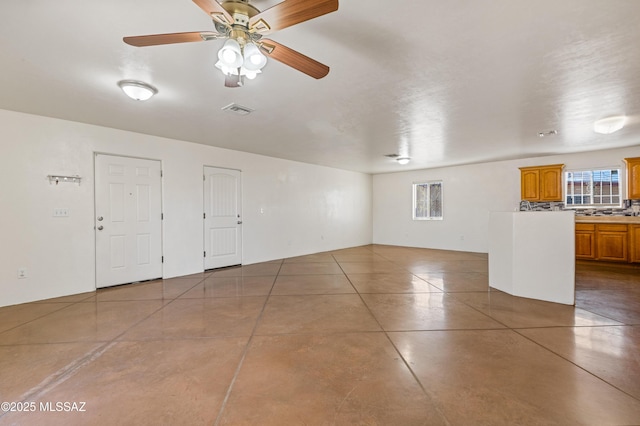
[413,181,443,220]
[565,168,621,207]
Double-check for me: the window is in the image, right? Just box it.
[565,168,621,207]
[413,181,443,220]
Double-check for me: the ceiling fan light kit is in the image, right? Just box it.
[214,39,267,82]
[243,43,267,71]
[218,38,244,68]
[117,80,158,101]
[123,0,339,87]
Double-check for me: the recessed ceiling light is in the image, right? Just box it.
[117,80,158,101]
[593,116,627,134]
[396,157,411,165]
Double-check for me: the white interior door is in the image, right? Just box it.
[95,154,162,288]
[204,166,242,269]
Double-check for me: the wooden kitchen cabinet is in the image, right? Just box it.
[624,157,640,199]
[575,223,596,259]
[520,168,539,200]
[595,224,628,262]
[519,164,564,201]
[630,225,640,263]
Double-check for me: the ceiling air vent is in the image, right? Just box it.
[221,103,254,116]
[384,154,400,158]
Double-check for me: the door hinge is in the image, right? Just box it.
[161,256,164,263]
[203,213,206,219]
[204,251,206,258]
[203,175,205,181]
[161,213,164,220]
[161,170,163,177]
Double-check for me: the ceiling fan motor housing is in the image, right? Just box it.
[221,0,260,20]
[220,1,260,44]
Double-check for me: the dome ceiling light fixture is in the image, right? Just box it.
[117,80,158,101]
[593,116,628,134]
[396,157,411,165]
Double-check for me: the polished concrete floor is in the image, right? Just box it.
[1,245,639,425]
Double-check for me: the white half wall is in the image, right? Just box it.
[0,109,372,307]
[373,145,640,252]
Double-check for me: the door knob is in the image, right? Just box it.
[97,216,103,221]
[97,225,104,231]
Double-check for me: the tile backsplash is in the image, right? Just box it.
[520,199,640,216]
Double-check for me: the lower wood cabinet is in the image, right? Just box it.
[575,224,596,259]
[576,222,640,263]
[631,225,640,263]
[596,224,628,262]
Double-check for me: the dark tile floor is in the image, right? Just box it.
[1,246,639,425]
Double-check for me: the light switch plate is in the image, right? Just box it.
[53,208,69,217]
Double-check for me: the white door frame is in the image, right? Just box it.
[94,153,164,288]
[203,165,243,270]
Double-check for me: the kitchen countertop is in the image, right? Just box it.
[575,216,640,224]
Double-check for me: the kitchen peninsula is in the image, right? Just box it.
[489,211,575,305]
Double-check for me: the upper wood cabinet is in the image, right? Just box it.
[519,164,564,201]
[624,157,640,199]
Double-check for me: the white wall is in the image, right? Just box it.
[0,109,372,307]
[373,146,640,252]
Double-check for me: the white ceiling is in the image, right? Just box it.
[1,0,639,174]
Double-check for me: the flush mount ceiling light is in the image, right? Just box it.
[117,80,157,101]
[396,157,411,165]
[594,116,627,134]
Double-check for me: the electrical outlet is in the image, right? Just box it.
[17,268,27,279]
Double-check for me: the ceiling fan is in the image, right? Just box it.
[123,0,339,87]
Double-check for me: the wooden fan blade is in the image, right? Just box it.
[193,0,233,24]
[249,0,338,34]
[259,39,329,79]
[123,31,219,47]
